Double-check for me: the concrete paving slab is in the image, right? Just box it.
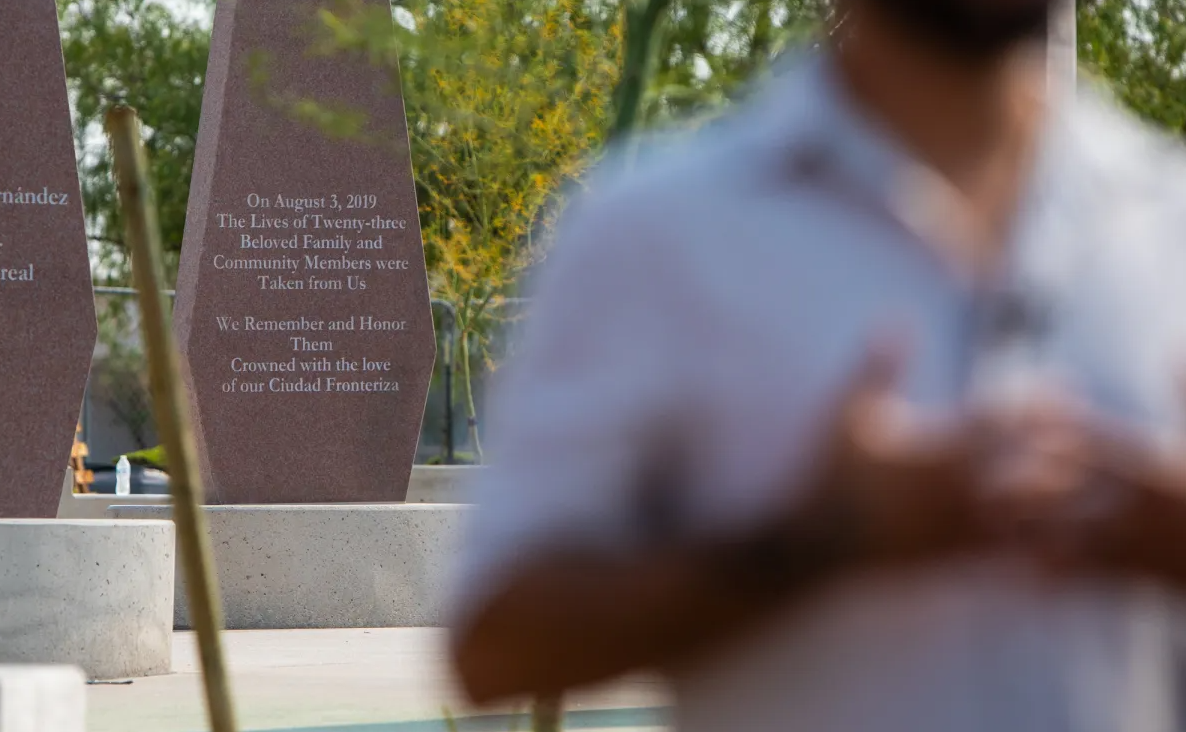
[87,629,671,732]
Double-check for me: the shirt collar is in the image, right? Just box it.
[754,48,1076,284]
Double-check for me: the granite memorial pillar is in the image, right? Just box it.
[175,0,435,504]
[0,1,98,517]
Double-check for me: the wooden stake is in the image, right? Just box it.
[104,105,239,732]
[532,695,563,732]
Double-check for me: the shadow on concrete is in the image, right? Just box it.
[253,706,673,732]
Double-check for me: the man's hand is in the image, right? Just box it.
[984,389,1186,590]
[1037,418,1186,588]
[792,338,992,570]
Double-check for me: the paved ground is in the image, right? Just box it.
[88,629,671,732]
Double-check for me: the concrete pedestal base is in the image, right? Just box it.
[109,505,466,630]
[0,666,86,732]
[0,520,175,679]
[403,465,481,503]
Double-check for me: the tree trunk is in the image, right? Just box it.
[459,330,484,463]
[608,0,674,142]
[1047,0,1076,98]
[749,0,774,69]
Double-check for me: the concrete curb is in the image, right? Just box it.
[0,665,86,731]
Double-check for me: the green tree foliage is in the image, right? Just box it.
[58,0,210,285]
[1078,0,1186,135]
[647,0,831,124]
[299,0,621,458]
[57,0,1186,290]
[403,0,621,458]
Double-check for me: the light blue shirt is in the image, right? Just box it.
[453,50,1186,732]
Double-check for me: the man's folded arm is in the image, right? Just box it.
[450,504,851,704]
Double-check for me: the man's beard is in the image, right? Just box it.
[859,0,1053,60]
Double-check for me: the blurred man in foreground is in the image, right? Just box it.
[448,0,1186,729]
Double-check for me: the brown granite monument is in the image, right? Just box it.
[0,1,98,517]
[175,0,435,504]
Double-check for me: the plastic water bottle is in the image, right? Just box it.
[115,455,131,496]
